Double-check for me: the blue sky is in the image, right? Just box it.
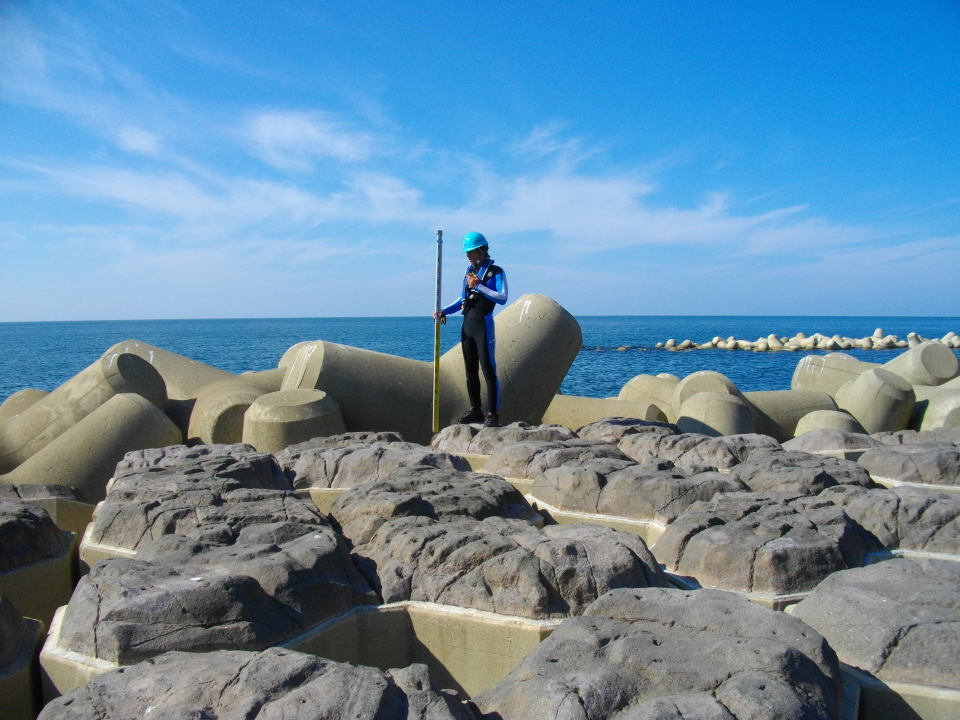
[1,1,958,320]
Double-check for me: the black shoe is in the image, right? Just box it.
[458,408,485,424]
[484,411,500,428]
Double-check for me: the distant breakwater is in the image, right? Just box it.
[592,329,960,353]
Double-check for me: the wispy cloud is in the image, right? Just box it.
[245,111,375,171]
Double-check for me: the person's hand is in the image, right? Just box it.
[433,311,445,321]
[466,273,480,289]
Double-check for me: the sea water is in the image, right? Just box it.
[1,316,958,402]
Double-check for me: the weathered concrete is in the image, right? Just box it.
[474,588,843,720]
[102,339,234,400]
[912,385,960,431]
[282,294,582,444]
[794,409,867,437]
[671,370,742,412]
[618,373,680,421]
[835,368,916,434]
[0,389,48,425]
[883,341,960,387]
[186,378,265,445]
[242,389,347,453]
[745,389,839,441]
[792,353,880,397]
[676,391,755,436]
[238,366,286,392]
[0,596,43,720]
[0,353,167,473]
[540,394,667,429]
[1,393,182,504]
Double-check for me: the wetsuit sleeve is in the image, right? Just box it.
[441,275,468,315]
[476,267,508,305]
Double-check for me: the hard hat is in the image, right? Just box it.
[462,232,488,253]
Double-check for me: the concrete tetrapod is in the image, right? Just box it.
[676,391,755,437]
[1,393,182,503]
[794,409,867,436]
[835,368,915,435]
[0,353,167,474]
[618,373,680,422]
[670,370,742,415]
[743,389,838,441]
[102,339,234,400]
[0,389,48,425]
[882,341,960,387]
[792,353,880,397]
[540,394,667,430]
[242,389,347,453]
[911,385,960,431]
[187,379,266,445]
[282,294,582,444]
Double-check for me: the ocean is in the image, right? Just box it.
[1,316,958,402]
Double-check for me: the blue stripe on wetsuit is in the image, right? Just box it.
[440,260,507,316]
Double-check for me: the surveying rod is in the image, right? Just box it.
[432,230,443,433]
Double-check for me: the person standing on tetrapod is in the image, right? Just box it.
[433,232,508,427]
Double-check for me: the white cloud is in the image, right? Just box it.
[246,111,374,171]
[117,126,162,155]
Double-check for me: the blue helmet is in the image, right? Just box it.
[462,231,488,253]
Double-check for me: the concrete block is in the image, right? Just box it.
[671,371,742,414]
[835,368,916,435]
[744,389,839,441]
[239,367,286,393]
[187,379,265,445]
[0,389,48,426]
[242,389,347,454]
[792,353,880,398]
[0,607,43,720]
[676,392,755,437]
[618,374,680,422]
[540,394,667,431]
[283,294,582,444]
[911,386,960,431]
[794,410,867,437]
[102,339,234,401]
[1,393,183,504]
[0,354,167,474]
[0,532,75,628]
[883,342,960,387]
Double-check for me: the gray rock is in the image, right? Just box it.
[115,443,290,490]
[276,431,404,470]
[38,648,472,720]
[872,427,960,446]
[0,484,80,502]
[485,439,631,479]
[474,587,842,720]
[653,491,879,595]
[820,484,960,554]
[352,515,665,619]
[782,428,880,454]
[89,470,328,552]
[792,558,960,689]
[531,459,747,525]
[59,528,378,664]
[727,451,875,495]
[330,466,538,545]
[857,444,960,486]
[575,417,680,444]
[432,421,576,454]
[0,500,63,572]
[0,594,27,670]
[285,441,471,490]
[618,432,780,473]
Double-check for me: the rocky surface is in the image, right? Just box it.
[276,431,404,471]
[89,461,328,552]
[653,491,879,595]
[0,594,27,669]
[351,515,666,618]
[618,432,781,474]
[873,427,960,446]
[0,500,64,572]
[484,438,632,479]
[792,557,960,689]
[115,443,290,490]
[727,451,876,495]
[59,529,378,664]
[575,417,680,444]
[283,441,471,490]
[782,428,879,454]
[431,421,576,454]
[330,466,537,545]
[857,444,960,486]
[0,483,81,503]
[38,647,472,720]
[531,458,747,525]
[820,484,960,554]
[475,587,842,720]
